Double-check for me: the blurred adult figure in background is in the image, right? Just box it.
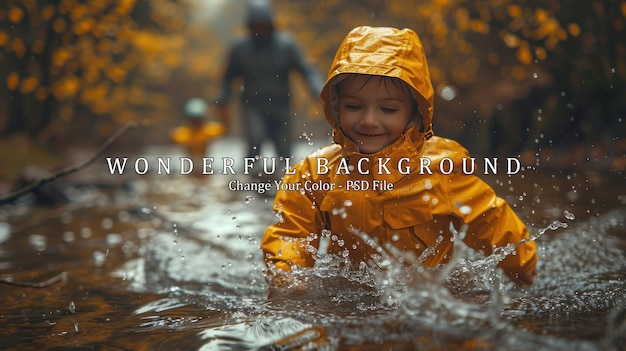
[214,0,324,161]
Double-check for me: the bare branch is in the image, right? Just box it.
[0,271,68,288]
[0,121,137,204]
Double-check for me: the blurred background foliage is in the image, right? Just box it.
[0,0,624,174]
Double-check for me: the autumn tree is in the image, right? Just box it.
[0,0,197,145]
[1,0,624,156]
[275,0,625,154]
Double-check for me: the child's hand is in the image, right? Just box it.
[215,105,230,128]
[514,266,538,287]
[268,274,308,299]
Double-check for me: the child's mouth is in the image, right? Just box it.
[358,132,383,137]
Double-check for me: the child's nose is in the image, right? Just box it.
[361,109,379,126]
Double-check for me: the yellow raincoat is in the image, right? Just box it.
[261,26,536,283]
[171,122,225,158]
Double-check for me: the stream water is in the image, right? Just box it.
[1,140,625,350]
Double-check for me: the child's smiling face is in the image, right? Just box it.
[338,75,414,154]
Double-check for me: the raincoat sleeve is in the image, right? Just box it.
[445,153,537,281]
[284,35,325,98]
[170,126,188,144]
[261,157,325,272]
[216,43,243,105]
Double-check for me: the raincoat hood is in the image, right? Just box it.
[246,0,274,30]
[321,26,435,150]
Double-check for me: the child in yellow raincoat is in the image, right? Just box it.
[171,98,225,172]
[261,26,538,297]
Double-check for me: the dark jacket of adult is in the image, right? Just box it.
[216,3,323,108]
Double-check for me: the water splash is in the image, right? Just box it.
[269,217,575,341]
[110,185,625,350]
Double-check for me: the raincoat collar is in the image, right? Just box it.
[332,125,426,185]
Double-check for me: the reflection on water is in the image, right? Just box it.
[0,168,625,350]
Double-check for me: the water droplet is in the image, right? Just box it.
[101,217,114,230]
[93,251,106,267]
[106,233,122,246]
[81,227,92,238]
[61,212,73,224]
[564,210,575,220]
[63,231,75,243]
[459,205,472,215]
[28,234,46,251]
[69,301,76,313]
[549,221,567,230]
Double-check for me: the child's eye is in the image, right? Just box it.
[344,104,361,111]
[381,107,399,113]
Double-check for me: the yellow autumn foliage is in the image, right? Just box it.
[73,18,95,36]
[52,76,80,99]
[10,38,26,58]
[8,6,24,23]
[53,17,67,33]
[510,65,527,80]
[106,66,126,83]
[7,72,19,90]
[41,5,56,21]
[568,23,581,37]
[534,8,550,24]
[516,44,532,65]
[0,31,8,46]
[534,47,547,60]
[52,47,71,68]
[507,4,522,18]
[19,77,39,93]
[0,0,623,141]
[70,4,88,21]
[32,39,45,54]
[115,0,135,16]
[470,19,489,34]
[455,8,470,31]
[503,33,520,48]
[535,19,559,40]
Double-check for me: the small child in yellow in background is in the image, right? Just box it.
[171,98,225,174]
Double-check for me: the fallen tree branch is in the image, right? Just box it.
[0,121,137,204]
[0,271,68,288]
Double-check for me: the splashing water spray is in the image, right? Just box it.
[345,216,570,336]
